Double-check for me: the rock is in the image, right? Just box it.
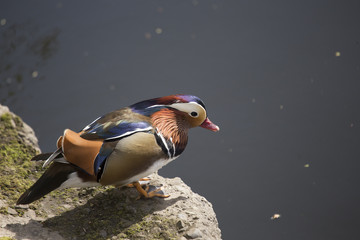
[17,121,40,152]
[0,200,7,208]
[185,228,203,239]
[184,228,202,239]
[0,104,10,116]
[0,104,222,240]
[7,207,18,215]
[0,104,40,152]
[24,209,37,219]
[62,204,72,210]
[99,230,107,238]
[15,204,29,209]
[178,213,188,221]
[176,220,185,230]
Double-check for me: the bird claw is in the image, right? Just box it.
[144,185,169,198]
[133,182,169,199]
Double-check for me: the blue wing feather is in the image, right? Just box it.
[93,141,118,176]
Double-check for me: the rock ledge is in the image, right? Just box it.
[0,104,222,240]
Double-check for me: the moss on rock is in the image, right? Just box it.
[0,113,41,204]
[0,237,16,240]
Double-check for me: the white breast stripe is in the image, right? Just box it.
[156,127,172,158]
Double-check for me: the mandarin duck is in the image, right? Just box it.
[17,94,219,205]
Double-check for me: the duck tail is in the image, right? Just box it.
[16,161,98,205]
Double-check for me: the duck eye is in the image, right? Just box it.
[190,111,198,117]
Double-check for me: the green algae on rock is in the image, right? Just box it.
[0,112,41,204]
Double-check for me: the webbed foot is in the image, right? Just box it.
[133,182,169,199]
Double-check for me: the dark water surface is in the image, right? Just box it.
[1,1,360,239]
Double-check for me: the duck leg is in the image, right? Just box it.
[126,178,151,187]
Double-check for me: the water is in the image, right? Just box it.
[1,1,360,239]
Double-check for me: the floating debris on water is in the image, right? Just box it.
[155,27,163,34]
[157,6,164,13]
[0,18,6,26]
[144,32,152,40]
[32,71,39,78]
[271,213,281,220]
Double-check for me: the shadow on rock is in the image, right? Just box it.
[6,187,185,240]
[5,218,63,240]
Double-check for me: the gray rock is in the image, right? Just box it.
[0,105,10,116]
[0,200,7,208]
[24,209,37,219]
[178,213,188,221]
[18,122,40,152]
[0,104,40,152]
[176,220,185,230]
[7,207,18,215]
[185,228,203,239]
[15,204,29,209]
[99,230,107,237]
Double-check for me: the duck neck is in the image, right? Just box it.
[151,108,189,157]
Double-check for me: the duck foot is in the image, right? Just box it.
[133,181,170,199]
